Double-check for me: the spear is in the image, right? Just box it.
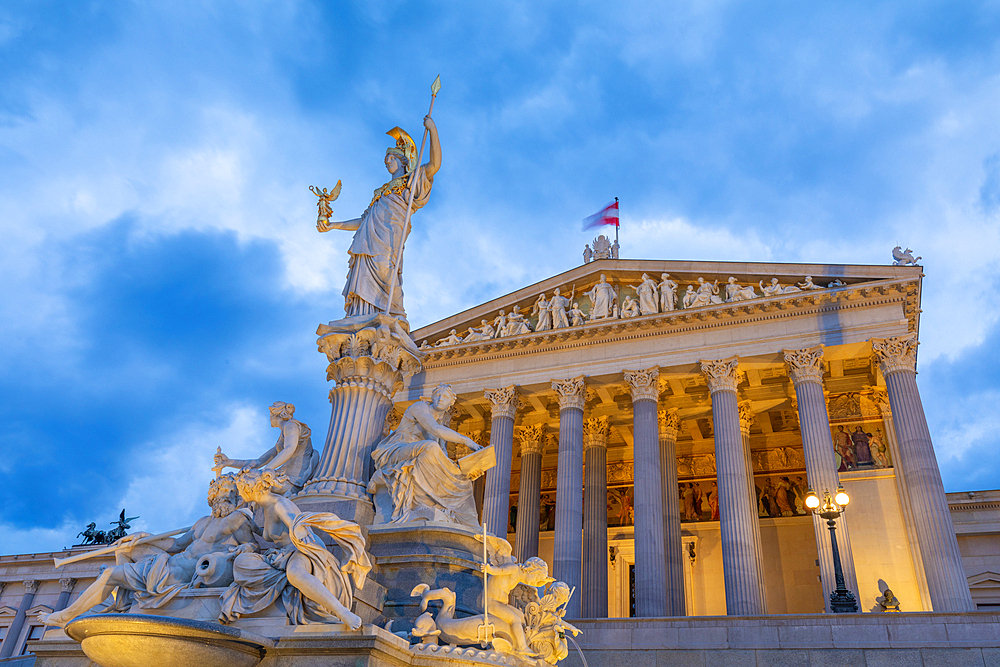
[384,75,441,316]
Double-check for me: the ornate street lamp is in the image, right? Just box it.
[804,485,859,613]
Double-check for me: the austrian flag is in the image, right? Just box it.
[583,199,619,230]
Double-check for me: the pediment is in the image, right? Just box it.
[412,258,921,353]
[27,604,53,617]
[968,571,1000,589]
[0,605,17,617]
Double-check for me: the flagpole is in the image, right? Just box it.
[615,197,622,249]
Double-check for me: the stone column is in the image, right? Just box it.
[737,402,768,611]
[624,368,669,617]
[701,357,765,616]
[514,424,545,564]
[659,408,686,616]
[872,387,932,610]
[0,580,38,658]
[582,415,610,618]
[872,334,975,611]
[483,386,521,538]
[552,376,586,619]
[784,347,861,610]
[55,578,77,611]
[298,318,422,523]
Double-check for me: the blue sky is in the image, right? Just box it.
[2,1,999,553]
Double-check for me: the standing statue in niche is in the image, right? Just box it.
[585,274,617,320]
[368,383,491,527]
[316,118,441,320]
[213,401,317,495]
[220,468,371,629]
[659,273,678,311]
[40,475,257,628]
[633,273,659,315]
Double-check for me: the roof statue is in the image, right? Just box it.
[892,246,922,266]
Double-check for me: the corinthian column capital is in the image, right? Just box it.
[583,416,610,450]
[659,409,681,440]
[871,333,918,376]
[738,401,755,437]
[783,346,825,385]
[516,424,546,455]
[23,580,39,594]
[59,578,77,593]
[623,367,660,403]
[485,385,522,420]
[700,356,741,394]
[551,376,586,411]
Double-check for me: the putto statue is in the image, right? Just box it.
[213,401,317,495]
[316,118,441,321]
[220,468,372,629]
[40,475,256,628]
[368,383,493,527]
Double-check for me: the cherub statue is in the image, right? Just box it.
[568,302,586,327]
[892,246,921,266]
[725,277,757,302]
[797,275,823,290]
[220,469,371,629]
[213,401,317,495]
[40,475,257,628]
[620,295,640,318]
[309,181,342,229]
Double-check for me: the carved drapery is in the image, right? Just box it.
[871,333,918,376]
[551,377,587,411]
[700,357,741,394]
[623,368,660,402]
[485,385,522,420]
[783,346,825,385]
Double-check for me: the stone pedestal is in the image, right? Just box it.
[365,523,485,633]
[482,386,520,538]
[624,368,668,618]
[551,376,586,619]
[296,315,422,524]
[872,334,975,612]
[582,416,609,618]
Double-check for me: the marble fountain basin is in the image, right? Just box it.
[64,614,274,667]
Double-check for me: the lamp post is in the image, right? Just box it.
[804,486,859,613]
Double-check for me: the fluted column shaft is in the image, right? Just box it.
[582,417,609,618]
[701,358,765,616]
[55,578,77,611]
[483,387,520,538]
[514,427,545,564]
[738,404,768,611]
[625,368,668,617]
[552,377,586,619]
[784,348,860,611]
[659,410,685,616]
[873,335,974,611]
[0,580,37,658]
